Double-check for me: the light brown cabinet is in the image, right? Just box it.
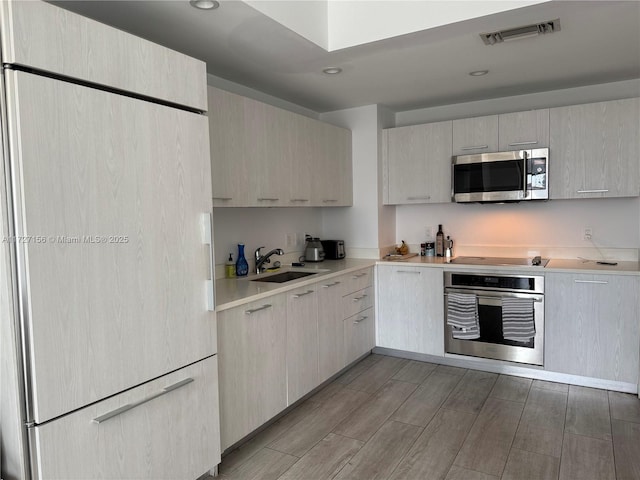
[208,86,352,207]
[217,295,287,450]
[383,121,453,205]
[498,109,550,150]
[317,276,348,380]
[549,98,640,199]
[545,272,639,383]
[452,115,499,156]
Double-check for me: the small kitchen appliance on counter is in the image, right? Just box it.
[304,235,326,262]
[321,240,345,259]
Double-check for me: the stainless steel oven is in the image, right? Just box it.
[444,271,544,366]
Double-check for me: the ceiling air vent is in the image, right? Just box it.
[480,19,560,45]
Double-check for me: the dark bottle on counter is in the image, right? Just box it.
[235,243,249,276]
[436,224,445,257]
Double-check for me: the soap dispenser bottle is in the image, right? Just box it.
[225,253,235,278]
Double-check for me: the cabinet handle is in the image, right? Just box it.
[245,304,273,315]
[407,195,431,200]
[293,290,314,298]
[322,199,338,203]
[508,141,538,146]
[258,197,280,202]
[397,270,421,274]
[352,294,368,301]
[290,198,310,202]
[322,281,341,288]
[577,189,609,194]
[213,197,232,201]
[202,213,215,311]
[352,272,368,279]
[354,315,368,324]
[574,280,609,284]
[92,378,194,424]
[460,145,488,151]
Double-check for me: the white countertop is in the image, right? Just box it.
[216,255,640,311]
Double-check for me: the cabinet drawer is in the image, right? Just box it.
[33,356,220,479]
[343,286,374,318]
[344,267,374,294]
[344,307,375,365]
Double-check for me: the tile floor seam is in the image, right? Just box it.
[607,390,620,480]
[499,383,528,480]
[557,379,570,480]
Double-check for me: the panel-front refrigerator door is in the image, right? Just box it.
[5,69,215,425]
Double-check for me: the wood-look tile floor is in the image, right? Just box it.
[216,354,640,480]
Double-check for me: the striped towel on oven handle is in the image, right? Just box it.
[446,292,480,340]
[502,297,535,341]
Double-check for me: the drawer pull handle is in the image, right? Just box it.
[290,198,310,202]
[461,145,488,151]
[322,281,341,288]
[577,189,609,194]
[245,304,273,315]
[92,378,194,424]
[398,270,421,274]
[257,197,280,201]
[354,315,368,324]
[508,141,538,146]
[407,195,431,200]
[352,273,368,279]
[353,294,368,301]
[322,199,338,203]
[574,280,609,284]
[293,290,314,298]
[213,197,232,201]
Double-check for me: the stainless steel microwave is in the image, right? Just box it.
[452,148,549,203]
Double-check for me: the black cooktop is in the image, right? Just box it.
[449,256,549,267]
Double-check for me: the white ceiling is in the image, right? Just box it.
[52,0,640,113]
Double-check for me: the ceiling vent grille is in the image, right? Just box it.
[480,19,560,45]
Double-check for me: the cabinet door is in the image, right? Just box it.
[376,265,444,356]
[208,87,249,206]
[287,285,319,404]
[549,98,640,199]
[318,276,347,381]
[452,115,499,156]
[344,307,375,365]
[7,71,214,424]
[34,356,219,479]
[246,102,290,206]
[287,115,315,206]
[312,121,353,206]
[384,121,453,204]
[217,295,287,449]
[545,273,639,383]
[499,109,549,150]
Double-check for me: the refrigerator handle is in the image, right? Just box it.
[92,378,194,424]
[202,212,215,311]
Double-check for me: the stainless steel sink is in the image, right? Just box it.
[250,271,317,283]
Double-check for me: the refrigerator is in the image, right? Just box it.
[0,2,220,479]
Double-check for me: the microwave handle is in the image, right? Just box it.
[522,150,528,197]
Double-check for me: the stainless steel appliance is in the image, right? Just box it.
[321,240,345,259]
[304,236,325,262]
[444,271,545,365]
[452,148,549,203]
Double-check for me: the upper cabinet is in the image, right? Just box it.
[383,121,453,204]
[208,86,352,207]
[452,115,499,156]
[0,1,206,110]
[549,98,640,199]
[498,109,549,150]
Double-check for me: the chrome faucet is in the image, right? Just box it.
[254,246,284,274]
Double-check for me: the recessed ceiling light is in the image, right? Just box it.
[469,70,489,76]
[190,0,219,10]
[322,67,342,75]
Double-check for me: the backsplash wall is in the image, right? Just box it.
[395,197,639,260]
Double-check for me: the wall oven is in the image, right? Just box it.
[452,148,548,203]
[444,271,544,366]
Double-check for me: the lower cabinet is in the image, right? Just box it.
[376,265,444,356]
[287,285,319,404]
[545,272,640,383]
[344,307,375,365]
[217,295,287,450]
[318,276,348,381]
[33,356,220,479]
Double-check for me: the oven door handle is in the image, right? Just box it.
[445,292,543,304]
